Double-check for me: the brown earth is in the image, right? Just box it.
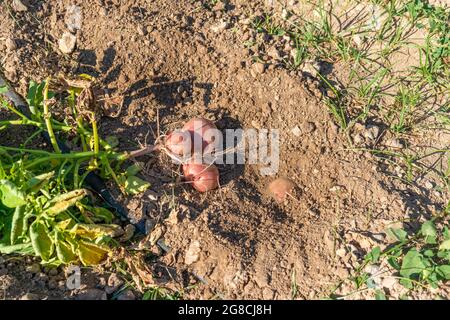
[0,0,448,299]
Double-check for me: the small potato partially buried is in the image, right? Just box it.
[268,177,295,202]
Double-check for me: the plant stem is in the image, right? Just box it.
[43,77,61,153]
[25,151,96,169]
[91,113,99,157]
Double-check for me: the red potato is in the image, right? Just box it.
[182,118,218,153]
[165,130,192,155]
[183,162,220,192]
[268,177,295,202]
[165,118,218,156]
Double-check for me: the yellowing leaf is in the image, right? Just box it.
[30,221,54,261]
[45,189,89,215]
[77,241,109,266]
[70,223,123,240]
[56,219,75,231]
[55,233,77,264]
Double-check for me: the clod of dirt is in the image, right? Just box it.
[185,240,201,265]
[291,126,302,137]
[251,62,266,76]
[11,0,28,12]
[58,32,77,54]
[385,138,404,149]
[5,38,17,51]
[267,47,282,60]
[211,20,229,33]
[353,133,364,145]
[65,5,82,33]
[363,125,380,140]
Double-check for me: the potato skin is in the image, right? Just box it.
[268,177,295,202]
[183,163,219,192]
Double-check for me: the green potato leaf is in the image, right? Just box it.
[386,227,408,242]
[400,249,427,280]
[125,163,143,176]
[0,180,27,208]
[439,239,450,251]
[0,242,34,255]
[124,176,150,195]
[421,221,437,244]
[10,205,26,245]
[436,265,450,280]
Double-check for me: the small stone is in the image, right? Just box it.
[372,233,385,242]
[262,288,275,299]
[251,62,265,75]
[352,34,363,47]
[20,293,40,300]
[251,120,260,129]
[254,272,269,288]
[267,47,281,60]
[336,247,346,258]
[364,264,380,276]
[424,180,434,190]
[12,0,28,12]
[5,38,17,51]
[211,20,229,33]
[65,5,82,33]
[117,290,136,300]
[302,60,320,77]
[26,263,41,274]
[357,237,372,250]
[58,32,77,54]
[363,125,380,140]
[329,186,342,192]
[353,133,364,145]
[385,138,404,149]
[291,126,301,137]
[185,240,201,265]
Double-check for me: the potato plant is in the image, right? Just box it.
[0,76,151,266]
